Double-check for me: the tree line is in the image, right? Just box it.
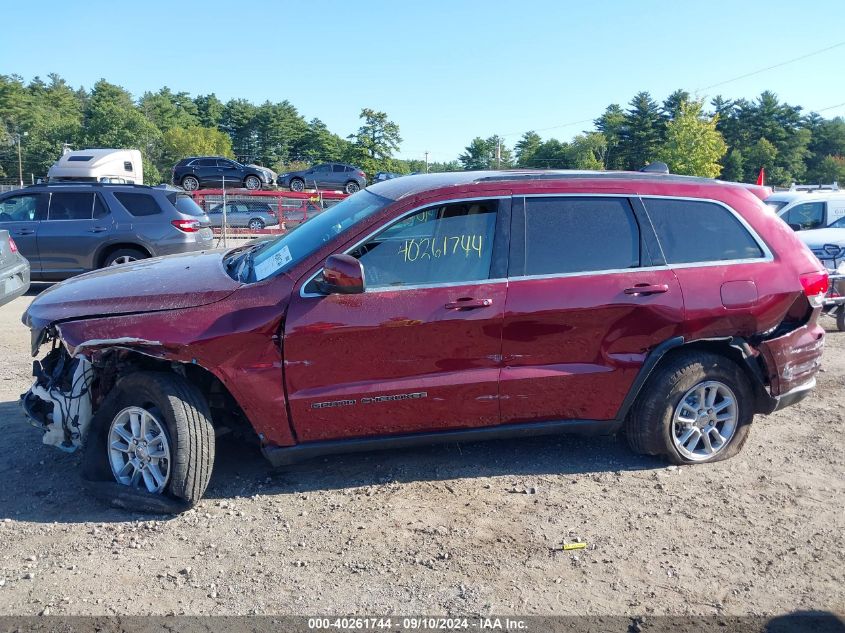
[1,74,844,187]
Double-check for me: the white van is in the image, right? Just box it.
[47,149,143,184]
[769,191,845,231]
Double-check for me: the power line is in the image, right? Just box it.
[811,101,845,113]
[500,117,595,139]
[695,39,845,93]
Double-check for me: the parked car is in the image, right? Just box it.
[770,191,845,230]
[0,230,30,307]
[372,171,403,183]
[207,201,279,230]
[794,218,845,269]
[172,157,274,191]
[0,183,213,281]
[22,170,828,509]
[276,163,366,194]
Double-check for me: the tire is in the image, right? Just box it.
[248,218,265,230]
[82,371,215,508]
[102,247,148,267]
[344,181,361,194]
[181,175,200,191]
[836,308,845,332]
[244,175,262,190]
[289,178,305,192]
[625,350,753,465]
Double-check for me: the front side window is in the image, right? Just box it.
[313,164,330,173]
[522,197,640,275]
[114,192,162,217]
[48,192,96,220]
[348,200,498,288]
[782,202,825,230]
[0,194,43,222]
[645,198,764,264]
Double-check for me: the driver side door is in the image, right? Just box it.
[283,195,511,442]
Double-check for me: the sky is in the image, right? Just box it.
[2,0,845,162]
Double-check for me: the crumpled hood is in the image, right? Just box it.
[24,249,241,328]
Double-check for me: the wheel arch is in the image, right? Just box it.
[95,242,153,268]
[616,336,775,422]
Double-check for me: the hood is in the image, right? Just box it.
[24,250,241,328]
[796,227,845,249]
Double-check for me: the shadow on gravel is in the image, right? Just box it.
[1,395,665,522]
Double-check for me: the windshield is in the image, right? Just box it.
[243,190,392,282]
[830,215,845,229]
[766,200,788,213]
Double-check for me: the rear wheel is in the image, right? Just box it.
[103,247,147,267]
[626,350,753,464]
[83,372,215,507]
[181,175,200,191]
[244,175,261,190]
[248,218,265,230]
[344,181,361,194]
[289,178,305,192]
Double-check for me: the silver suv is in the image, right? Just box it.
[0,183,213,281]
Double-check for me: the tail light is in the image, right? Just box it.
[268,209,276,217]
[800,270,829,307]
[172,219,200,233]
[357,171,365,178]
[8,237,18,253]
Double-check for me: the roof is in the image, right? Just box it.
[366,169,739,201]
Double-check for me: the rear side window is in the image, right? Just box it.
[644,198,764,264]
[48,192,96,220]
[114,193,162,217]
[781,201,824,230]
[521,197,640,275]
[332,164,345,173]
[168,193,205,216]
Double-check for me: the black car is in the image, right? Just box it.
[172,157,274,191]
[276,163,366,194]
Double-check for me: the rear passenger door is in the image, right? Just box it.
[640,196,774,339]
[0,193,46,274]
[501,195,684,425]
[37,191,112,277]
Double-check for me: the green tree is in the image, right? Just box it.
[662,89,691,120]
[745,137,781,184]
[294,117,347,163]
[595,104,625,170]
[515,131,542,167]
[220,98,258,160]
[720,148,744,182]
[161,125,233,168]
[619,92,664,170]
[657,101,727,178]
[458,136,512,170]
[346,108,402,174]
[812,155,845,184]
[194,93,224,128]
[138,87,199,131]
[567,132,607,170]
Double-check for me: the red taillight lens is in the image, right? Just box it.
[8,237,18,253]
[358,171,365,177]
[268,210,276,216]
[800,270,829,307]
[172,219,200,233]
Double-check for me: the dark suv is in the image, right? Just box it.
[0,183,213,280]
[172,157,274,191]
[22,170,827,509]
[276,162,366,194]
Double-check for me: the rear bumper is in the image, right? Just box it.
[0,259,30,307]
[758,318,825,397]
[770,377,816,412]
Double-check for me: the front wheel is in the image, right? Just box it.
[289,178,305,192]
[244,175,262,190]
[625,351,753,464]
[181,175,200,191]
[83,372,215,507]
[344,181,361,194]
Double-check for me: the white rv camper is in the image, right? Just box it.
[47,149,144,184]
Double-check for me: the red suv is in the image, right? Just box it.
[22,170,828,508]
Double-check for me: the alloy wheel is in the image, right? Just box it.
[109,255,137,266]
[671,380,739,461]
[182,177,199,191]
[245,176,261,190]
[108,406,171,494]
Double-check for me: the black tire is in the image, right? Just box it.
[181,175,200,191]
[836,308,845,332]
[625,350,754,465]
[248,218,265,230]
[102,247,148,268]
[244,175,262,190]
[289,178,305,192]
[344,181,361,194]
[82,371,215,508]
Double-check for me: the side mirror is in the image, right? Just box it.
[319,254,365,295]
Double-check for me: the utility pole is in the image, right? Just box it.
[424,151,429,173]
[15,132,26,187]
[495,138,501,170]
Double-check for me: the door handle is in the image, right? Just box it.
[89,227,108,233]
[445,297,493,310]
[15,229,35,236]
[624,283,670,296]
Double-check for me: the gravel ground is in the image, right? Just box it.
[0,285,842,617]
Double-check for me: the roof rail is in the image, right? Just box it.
[28,181,152,189]
[640,162,670,174]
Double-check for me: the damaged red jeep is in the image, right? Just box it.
[21,170,828,508]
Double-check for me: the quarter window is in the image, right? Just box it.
[782,202,824,230]
[522,197,640,275]
[332,164,346,173]
[114,192,163,217]
[48,192,96,220]
[644,198,764,264]
[348,200,499,288]
[0,194,43,222]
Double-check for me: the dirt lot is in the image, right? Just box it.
[0,285,842,618]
